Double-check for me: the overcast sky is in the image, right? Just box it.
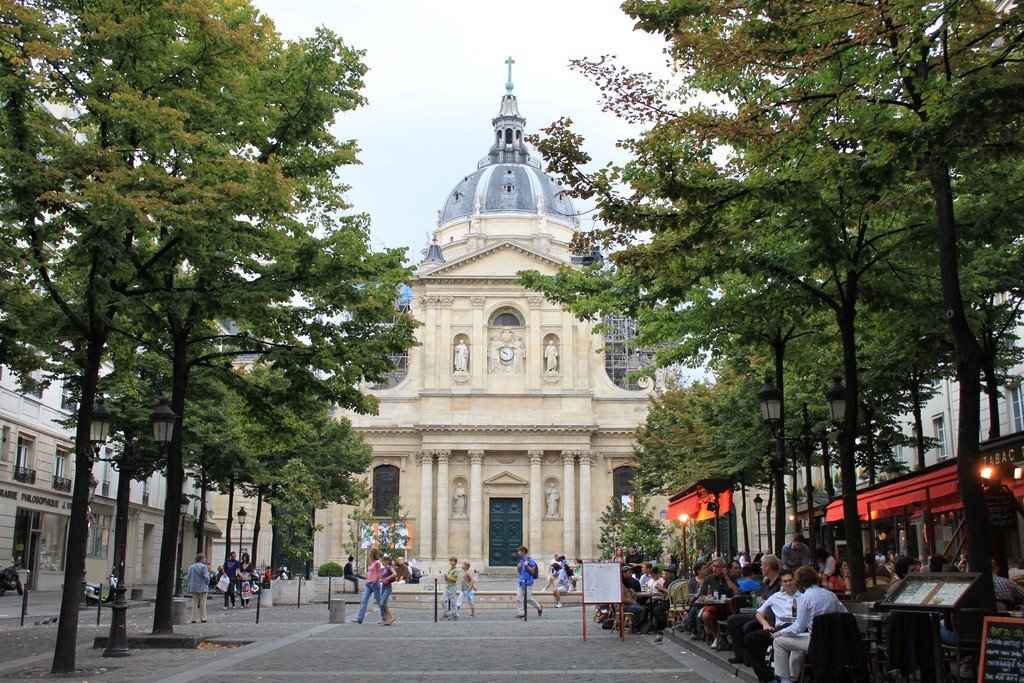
[250,1,670,261]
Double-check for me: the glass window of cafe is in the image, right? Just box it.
[13,509,68,572]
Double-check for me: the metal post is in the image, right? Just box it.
[105,444,134,657]
[328,576,332,609]
[255,579,262,624]
[755,509,762,553]
[433,578,438,622]
[296,577,301,610]
[19,529,35,627]
[96,583,103,624]
[174,511,185,598]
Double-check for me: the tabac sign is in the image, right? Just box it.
[980,432,1024,468]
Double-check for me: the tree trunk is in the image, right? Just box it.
[225,478,235,564]
[196,468,207,560]
[837,297,867,597]
[982,359,1001,440]
[772,342,787,555]
[803,406,815,550]
[929,159,994,608]
[821,436,835,500]
[250,486,264,569]
[51,338,106,674]
[152,337,188,635]
[911,382,927,470]
[765,479,774,553]
[740,478,750,555]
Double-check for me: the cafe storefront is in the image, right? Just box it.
[0,483,73,590]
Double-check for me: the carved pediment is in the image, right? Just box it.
[421,240,565,279]
[483,471,529,487]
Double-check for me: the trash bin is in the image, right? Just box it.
[329,601,346,623]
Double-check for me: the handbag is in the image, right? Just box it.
[216,575,230,592]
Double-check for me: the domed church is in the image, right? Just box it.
[328,66,657,569]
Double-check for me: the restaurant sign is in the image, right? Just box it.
[0,487,72,512]
[980,433,1024,468]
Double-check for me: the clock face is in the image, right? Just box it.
[499,346,514,362]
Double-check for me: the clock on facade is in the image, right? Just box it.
[499,346,514,363]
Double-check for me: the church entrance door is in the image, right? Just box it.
[488,498,523,566]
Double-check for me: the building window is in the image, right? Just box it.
[1011,385,1024,433]
[603,315,654,390]
[613,466,634,506]
[934,415,948,460]
[490,311,523,327]
[25,371,44,399]
[372,465,400,517]
[60,383,75,412]
[87,514,111,559]
[15,437,32,469]
[142,480,150,507]
[54,448,67,479]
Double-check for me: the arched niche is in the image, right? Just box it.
[542,333,560,376]
[450,476,469,518]
[543,476,561,519]
[452,332,471,376]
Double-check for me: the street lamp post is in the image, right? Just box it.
[753,494,764,552]
[174,488,189,598]
[678,513,690,577]
[758,382,844,551]
[236,507,247,558]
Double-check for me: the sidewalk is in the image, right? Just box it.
[0,593,728,682]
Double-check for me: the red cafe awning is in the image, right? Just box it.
[668,481,734,523]
[825,459,961,523]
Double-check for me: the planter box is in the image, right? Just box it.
[271,578,313,605]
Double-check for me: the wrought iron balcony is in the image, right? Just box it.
[52,475,72,493]
[14,466,36,484]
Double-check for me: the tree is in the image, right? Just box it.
[272,458,326,579]
[596,495,665,561]
[597,497,630,561]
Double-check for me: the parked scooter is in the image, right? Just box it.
[0,563,23,597]
[83,580,102,605]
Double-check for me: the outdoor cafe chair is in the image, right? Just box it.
[666,582,690,629]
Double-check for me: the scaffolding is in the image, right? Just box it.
[603,314,654,390]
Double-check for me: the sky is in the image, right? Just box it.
[249,1,671,261]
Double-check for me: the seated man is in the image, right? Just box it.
[745,570,801,682]
[342,555,363,593]
[646,566,671,631]
[992,559,1024,607]
[726,554,782,665]
[638,562,654,593]
[698,558,739,648]
[737,563,762,593]
[771,565,848,683]
[621,567,646,632]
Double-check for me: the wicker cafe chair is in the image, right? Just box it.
[667,582,690,629]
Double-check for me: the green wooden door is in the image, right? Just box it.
[488,498,523,566]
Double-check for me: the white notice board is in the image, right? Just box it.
[582,562,622,604]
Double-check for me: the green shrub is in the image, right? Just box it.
[317,561,344,577]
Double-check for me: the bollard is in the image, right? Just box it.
[256,582,262,624]
[329,600,346,623]
[97,583,103,625]
[434,578,438,622]
[297,578,302,610]
[328,576,332,609]
[20,571,29,627]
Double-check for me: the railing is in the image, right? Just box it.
[52,475,72,492]
[14,466,36,484]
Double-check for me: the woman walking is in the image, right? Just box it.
[238,552,254,608]
[379,555,398,625]
[351,548,385,625]
[456,561,477,617]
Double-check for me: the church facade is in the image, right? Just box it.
[328,79,658,569]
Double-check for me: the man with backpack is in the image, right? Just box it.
[515,545,543,619]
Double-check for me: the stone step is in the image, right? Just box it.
[331,589,582,610]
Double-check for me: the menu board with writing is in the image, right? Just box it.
[979,616,1024,682]
[582,562,622,605]
[880,572,980,612]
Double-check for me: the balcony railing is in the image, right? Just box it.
[52,475,72,493]
[14,466,36,484]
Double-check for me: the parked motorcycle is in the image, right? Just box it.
[0,563,23,597]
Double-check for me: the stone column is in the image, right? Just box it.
[435,450,451,560]
[561,450,577,557]
[577,451,594,560]
[418,451,434,560]
[469,450,484,564]
[529,450,544,557]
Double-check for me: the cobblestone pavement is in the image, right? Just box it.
[0,591,725,682]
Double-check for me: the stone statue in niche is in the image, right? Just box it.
[452,483,467,517]
[545,482,559,517]
[544,340,559,373]
[453,339,469,373]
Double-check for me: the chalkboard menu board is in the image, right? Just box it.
[979,616,1024,682]
[985,488,1018,531]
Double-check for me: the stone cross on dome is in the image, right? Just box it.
[505,56,515,94]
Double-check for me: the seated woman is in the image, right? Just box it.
[827,560,852,593]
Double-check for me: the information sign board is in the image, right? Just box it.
[978,616,1024,682]
[582,562,622,604]
[879,572,981,612]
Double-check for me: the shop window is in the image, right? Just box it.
[1011,385,1024,433]
[933,415,948,460]
[87,514,111,559]
[372,465,400,517]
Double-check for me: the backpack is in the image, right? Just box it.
[528,560,539,579]
[410,566,422,582]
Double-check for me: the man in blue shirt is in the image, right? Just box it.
[222,551,240,609]
[515,546,542,618]
[737,564,762,593]
[771,565,847,683]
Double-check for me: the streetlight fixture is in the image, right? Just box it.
[90,400,113,449]
[174,487,189,598]
[753,494,764,552]
[236,507,247,558]
[825,379,847,424]
[677,513,690,577]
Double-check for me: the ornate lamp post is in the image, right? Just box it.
[753,494,764,552]
[677,513,690,577]
[236,507,247,558]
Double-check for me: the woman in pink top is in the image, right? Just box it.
[352,548,385,624]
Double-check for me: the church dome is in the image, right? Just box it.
[437,70,579,229]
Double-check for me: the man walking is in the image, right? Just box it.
[187,553,211,623]
[222,551,240,609]
[515,546,542,618]
[442,556,459,619]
